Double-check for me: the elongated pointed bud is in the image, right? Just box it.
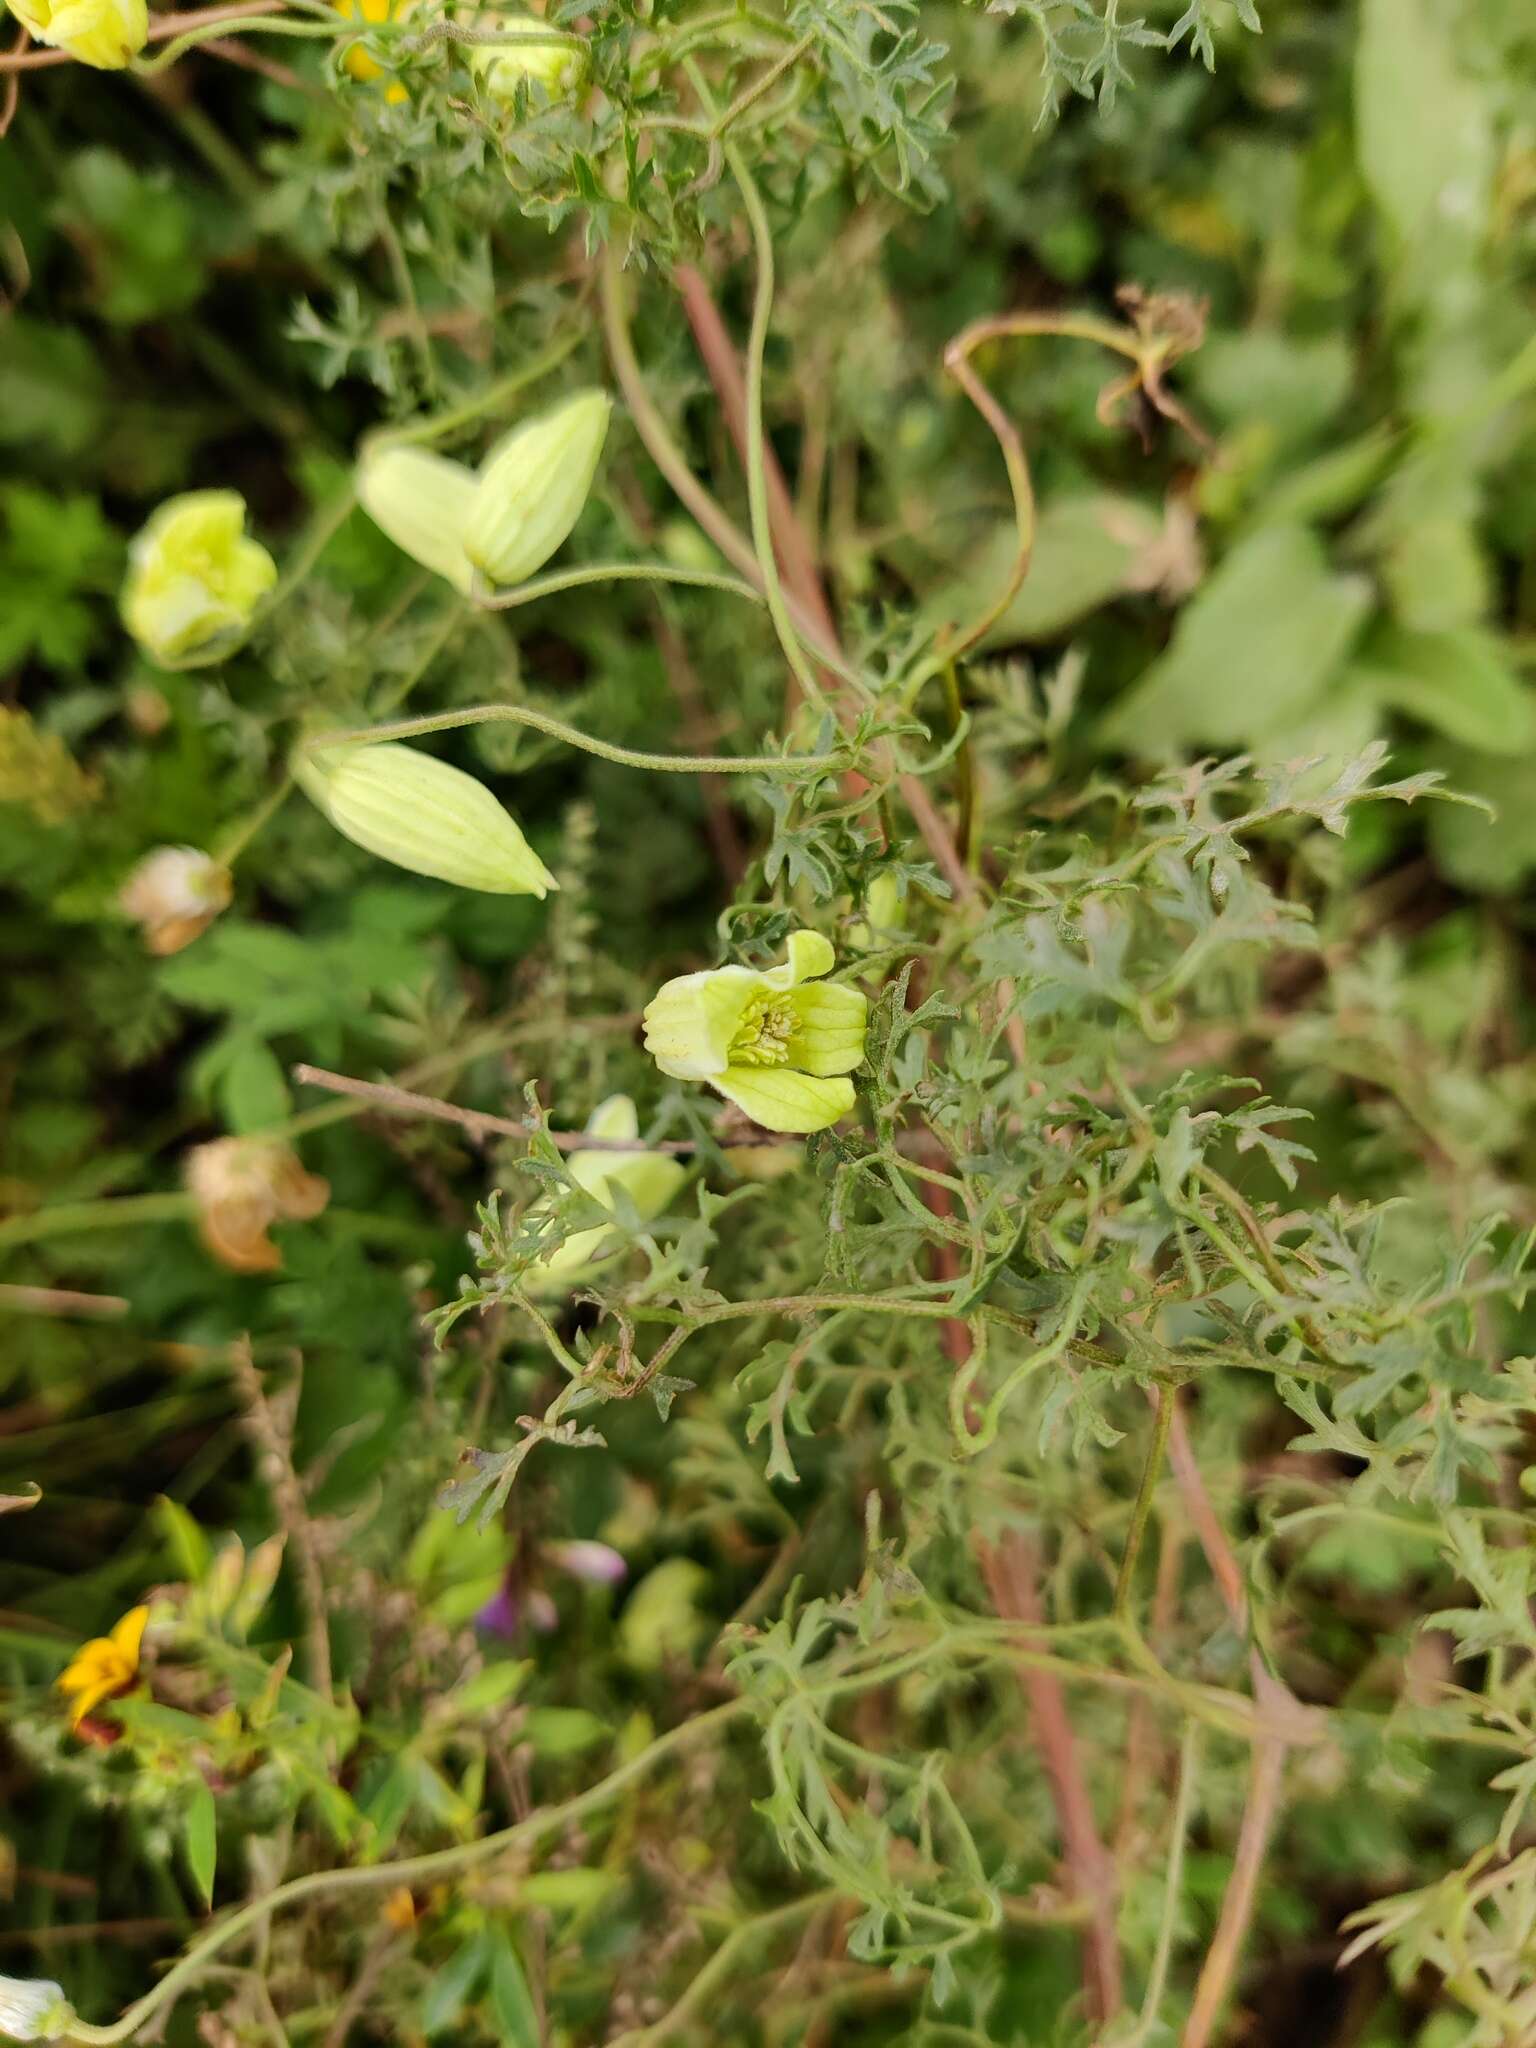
[294,739,557,896]
[463,389,611,588]
[355,443,478,592]
[5,0,145,66]
[468,15,587,102]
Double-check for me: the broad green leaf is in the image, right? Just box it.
[519,1868,619,1912]
[423,1932,490,2036]
[220,1038,293,1135]
[1105,525,1371,751]
[973,494,1158,643]
[1429,749,1536,890]
[184,1780,217,1907]
[1355,0,1492,251]
[1353,629,1536,755]
[488,1933,540,2048]
[523,1706,608,1756]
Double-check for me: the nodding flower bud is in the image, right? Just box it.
[0,1974,75,2042]
[294,739,557,897]
[463,389,611,589]
[5,0,145,66]
[525,1095,685,1289]
[121,491,276,668]
[467,15,587,103]
[355,442,478,593]
[643,929,868,1135]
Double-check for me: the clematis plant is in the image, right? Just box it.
[524,1095,686,1288]
[643,930,868,1134]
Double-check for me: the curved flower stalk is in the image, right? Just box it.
[525,1095,686,1288]
[120,492,277,668]
[643,930,867,1134]
[3,0,144,66]
[294,739,557,896]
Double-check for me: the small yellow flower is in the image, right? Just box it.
[121,491,277,669]
[525,1095,686,1289]
[335,0,414,97]
[643,930,867,1135]
[56,1605,149,1729]
[4,0,145,67]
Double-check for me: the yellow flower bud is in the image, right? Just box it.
[295,739,557,896]
[525,1095,686,1289]
[467,14,587,103]
[121,491,276,669]
[0,1973,75,2042]
[5,0,145,67]
[463,389,611,588]
[643,929,867,1135]
[355,442,477,593]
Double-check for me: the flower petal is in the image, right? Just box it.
[786,982,868,1076]
[712,1067,854,1134]
[642,965,761,1080]
[109,1605,150,1667]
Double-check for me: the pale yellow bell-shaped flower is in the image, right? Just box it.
[464,389,611,588]
[354,442,478,592]
[643,930,867,1134]
[0,1972,75,2042]
[294,739,557,896]
[121,492,276,667]
[5,0,145,67]
[525,1095,686,1289]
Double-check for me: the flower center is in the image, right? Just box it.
[728,992,797,1068]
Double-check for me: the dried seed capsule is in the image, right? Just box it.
[294,739,557,896]
[355,442,478,593]
[463,389,611,588]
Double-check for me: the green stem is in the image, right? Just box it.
[214,775,293,867]
[297,704,844,777]
[717,120,828,717]
[0,1194,193,1256]
[475,560,764,613]
[1113,1388,1173,1620]
[132,15,338,73]
[64,1701,749,2044]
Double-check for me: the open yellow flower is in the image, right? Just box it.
[56,1605,149,1729]
[642,930,867,1135]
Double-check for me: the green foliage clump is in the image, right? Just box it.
[3,3,1536,2046]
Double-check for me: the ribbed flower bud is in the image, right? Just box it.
[0,1974,75,2042]
[119,846,232,956]
[355,443,477,593]
[467,15,587,103]
[295,739,556,896]
[5,0,145,66]
[121,492,276,668]
[463,390,611,588]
